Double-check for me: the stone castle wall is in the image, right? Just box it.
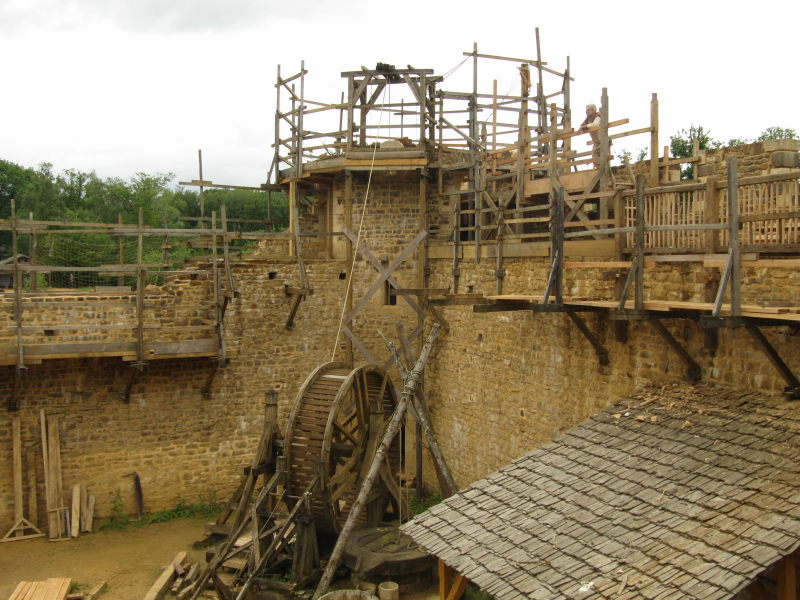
[421,255,799,488]
[0,272,215,358]
[1,162,799,531]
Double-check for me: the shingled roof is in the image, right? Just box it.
[401,383,800,599]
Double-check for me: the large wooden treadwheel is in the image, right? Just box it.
[284,362,403,535]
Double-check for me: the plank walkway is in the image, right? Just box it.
[485,295,800,321]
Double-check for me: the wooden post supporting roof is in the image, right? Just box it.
[777,554,797,600]
[438,560,467,600]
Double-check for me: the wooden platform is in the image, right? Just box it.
[483,295,800,322]
[8,578,71,600]
[0,338,219,366]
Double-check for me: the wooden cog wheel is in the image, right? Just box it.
[284,362,405,535]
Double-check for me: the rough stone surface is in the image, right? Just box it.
[0,158,798,536]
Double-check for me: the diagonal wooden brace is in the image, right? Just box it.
[341,227,426,322]
[746,323,800,399]
[650,320,701,383]
[565,310,609,366]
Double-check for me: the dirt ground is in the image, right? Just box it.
[0,517,208,599]
[0,518,440,600]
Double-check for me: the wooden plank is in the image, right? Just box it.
[9,581,29,600]
[142,556,179,600]
[0,339,218,363]
[342,158,427,167]
[19,581,42,600]
[26,446,37,527]
[44,577,72,600]
[79,484,88,532]
[85,494,95,532]
[70,484,80,538]
[12,418,23,525]
[564,261,631,268]
[85,580,106,600]
[47,415,64,539]
[704,258,800,268]
[730,169,800,188]
[39,410,55,538]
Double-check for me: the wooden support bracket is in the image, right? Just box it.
[200,358,228,398]
[745,323,800,399]
[122,363,147,402]
[474,302,537,313]
[285,295,305,329]
[565,310,609,366]
[650,320,701,383]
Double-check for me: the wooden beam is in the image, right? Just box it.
[650,320,701,383]
[727,157,741,317]
[47,415,64,539]
[650,93,659,185]
[565,310,609,366]
[13,418,23,522]
[439,560,452,600]
[746,323,800,395]
[388,323,457,498]
[777,554,797,600]
[143,554,180,600]
[446,574,468,600]
[342,229,427,324]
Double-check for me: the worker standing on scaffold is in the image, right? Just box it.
[578,103,602,218]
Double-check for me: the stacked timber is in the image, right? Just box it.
[8,578,71,600]
[143,551,200,600]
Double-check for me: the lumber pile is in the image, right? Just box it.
[143,551,201,600]
[8,578,71,600]
[1,417,44,542]
[3,413,95,543]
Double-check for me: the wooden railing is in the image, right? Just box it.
[625,171,800,252]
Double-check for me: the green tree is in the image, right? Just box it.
[0,160,34,255]
[757,126,798,141]
[670,125,721,180]
[17,163,65,220]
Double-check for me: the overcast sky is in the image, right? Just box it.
[2,0,798,187]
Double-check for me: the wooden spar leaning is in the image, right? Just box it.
[313,323,442,599]
[384,326,457,498]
